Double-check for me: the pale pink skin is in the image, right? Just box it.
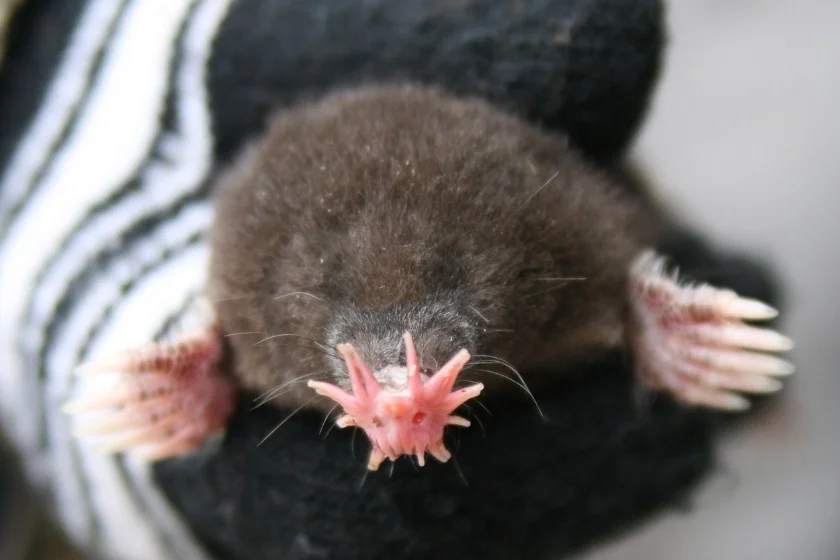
[307,332,483,471]
[63,329,236,461]
[628,250,794,411]
[64,250,794,467]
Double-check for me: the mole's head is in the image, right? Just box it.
[292,219,500,471]
[207,84,645,471]
[324,296,479,390]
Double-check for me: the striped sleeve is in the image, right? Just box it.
[0,0,236,558]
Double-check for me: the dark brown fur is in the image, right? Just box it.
[207,84,657,411]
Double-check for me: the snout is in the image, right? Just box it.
[307,332,483,470]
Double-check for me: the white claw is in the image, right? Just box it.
[62,394,120,414]
[95,434,147,454]
[630,248,795,413]
[72,419,129,438]
[705,371,784,394]
[691,323,794,352]
[721,296,779,320]
[711,392,751,411]
[691,348,795,377]
[680,385,752,411]
[736,375,784,394]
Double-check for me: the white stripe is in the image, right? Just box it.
[107,246,209,560]
[51,203,211,558]
[0,0,125,217]
[46,0,236,551]
[88,244,210,560]
[0,0,232,560]
[0,0,200,455]
[95,245,210,560]
[0,0,237,556]
[23,153,209,410]
[0,0,126,461]
[22,0,231,380]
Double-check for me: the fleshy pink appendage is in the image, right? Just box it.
[308,332,483,471]
[628,250,794,411]
[64,328,237,461]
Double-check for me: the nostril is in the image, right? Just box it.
[411,412,426,425]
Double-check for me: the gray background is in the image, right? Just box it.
[582,2,840,559]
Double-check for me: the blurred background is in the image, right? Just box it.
[584,2,840,559]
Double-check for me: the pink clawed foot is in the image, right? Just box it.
[628,250,795,411]
[308,332,483,471]
[63,328,237,461]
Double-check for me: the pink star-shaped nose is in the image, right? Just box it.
[307,332,484,470]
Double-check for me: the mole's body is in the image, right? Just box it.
[210,85,650,406]
[65,85,793,470]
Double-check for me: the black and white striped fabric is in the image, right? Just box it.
[0,1,234,558]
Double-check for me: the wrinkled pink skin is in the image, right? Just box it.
[308,332,483,471]
[62,329,237,461]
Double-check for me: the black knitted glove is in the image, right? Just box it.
[207,0,664,165]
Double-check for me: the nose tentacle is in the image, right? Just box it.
[307,330,484,471]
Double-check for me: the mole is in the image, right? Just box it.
[64,84,794,472]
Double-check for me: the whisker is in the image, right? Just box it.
[257,396,318,446]
[471,355,544,418]
[210,294,266,303]
[418,325,447,356]
[274,291,325,302]
[534,277,587,282]
[469,368,531,393]
[309,340,343,361]
[519,169,560,209]
[466,359,511,367]
[252,371,326,409]
[451,386,492,418]
[471,398,492,417]
[319,404,340,435]
[356,469,370,493]
[451,454,468,487]
[526,283,584,299]
[215,290,326,303]
[224,331,265,338]
[471,354,518,370]
[415,326,449,372]
[428,355,439,371]
[252,332,305,347]
[461,404,486,436]
[251,333,341,361]
[468,306,491,324]
[323,417,340,439]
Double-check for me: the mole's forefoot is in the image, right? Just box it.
[308,332,483,471]
[628,250,795,411]
[64,328,237,461]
